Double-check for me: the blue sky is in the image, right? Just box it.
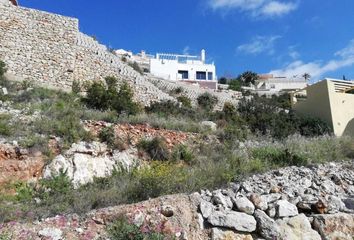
[20,0,354,81]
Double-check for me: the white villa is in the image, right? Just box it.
[149,50,218,89]
[246,74,308,96]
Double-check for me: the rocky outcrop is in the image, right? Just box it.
[0,143,44,187]
[43,141,138,188]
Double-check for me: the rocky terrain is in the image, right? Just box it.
[1,161,353,240]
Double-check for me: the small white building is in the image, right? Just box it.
[248,74,308,96]
[150,50,218,89]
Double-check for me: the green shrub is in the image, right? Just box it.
[251,147,308,167]
[14,182,34,202]
[170,87,184,95]
[177,96,192,108]
[85,81,110,110]
[219,124,249,142]
[197,92,218,111]
[146,100,195,119]
[0,114,12,136]
[37,170,73,201]
[35,98,93,147]
[99,126,116,147]
[172,144,194,164]
[228,79,243,91]
[237,96,331,139]
[108,217,167,240]
[84,78,141,115]
[71,80,81,94]
[137,137,170,161]
[0,60,10,88]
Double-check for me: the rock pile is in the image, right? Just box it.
[198,161,354,240]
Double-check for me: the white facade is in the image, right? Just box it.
[149,50,217,82]
[249,74,307,96]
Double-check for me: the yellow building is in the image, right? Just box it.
[291,79,354,137]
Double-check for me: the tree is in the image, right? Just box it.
[302,73,311,81]
[240,71,258,86]
[228,78,242,91]
[218,77,227,84]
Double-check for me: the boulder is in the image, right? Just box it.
[200,200,214,219]
[276,200,298,217]
[212,191,233,210]
[277,214,321,240]
[201,121,217,131]
[253,210,280,240]
[313,213,354,240]
[207,210,257,232]
[38,228,62,240]
[249,194,268,211]
[43,142,138,187]
[211,228,253,240]
[233,196,255,215]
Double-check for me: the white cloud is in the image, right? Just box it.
[335,39,354,58]
[208,0,298,17]
[270,40,354,80]
[288,46,300,59]
[260,1,297,17]
[237,35,281,55]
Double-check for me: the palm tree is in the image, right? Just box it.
[302,73,311,81]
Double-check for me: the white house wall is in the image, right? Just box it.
[150,59,216,81]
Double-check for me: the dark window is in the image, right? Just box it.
[196,71,207,80]
[178,70,189,79]
[208,72,213,80]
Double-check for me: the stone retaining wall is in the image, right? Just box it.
[0,4,238,106]
[0,4,78,88]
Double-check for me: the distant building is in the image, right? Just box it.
[291,79,354,136]
[247,74,307,96]
[150,50,218,90]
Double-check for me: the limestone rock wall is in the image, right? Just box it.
[0,4,78,88]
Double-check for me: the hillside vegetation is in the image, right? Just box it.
[0,60,353,224]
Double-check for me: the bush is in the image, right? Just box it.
[146,100,196,119]
[251,147,308,167]
[0,60,10,88]
[177,96,192,108]
[197,92,218,111]
[172,144,194,164]
[170,87,184,95]
[137,137,170,161]
[99,126,116,148]
[228,79,243,91]
[71,80,81,94]
[237,96,331,139]
[85,81,110,110]
[0,114,12,136]
[108,217,167,240]
[35,97,93,147]
[84,78,141,115]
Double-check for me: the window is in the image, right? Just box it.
[196,71,207,80]
[178,70,189,80]
[208,72,213,80]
